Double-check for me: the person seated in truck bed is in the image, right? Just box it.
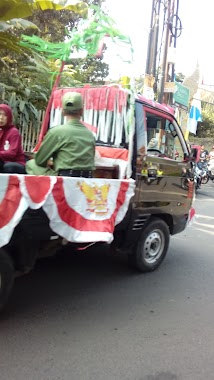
[26,92,95,178]
[0,104,26,174]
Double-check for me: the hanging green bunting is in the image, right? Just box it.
[20,5,133,62]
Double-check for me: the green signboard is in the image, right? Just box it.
[173,82,190,111]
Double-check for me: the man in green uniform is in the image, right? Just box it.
[26,92,95,177]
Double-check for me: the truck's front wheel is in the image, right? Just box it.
[0,249,15,310]
[128,218,170,272]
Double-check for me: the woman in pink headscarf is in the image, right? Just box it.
[0,104,26,173]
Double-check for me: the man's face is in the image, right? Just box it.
[0,110,7,127]
[201,145,204,151]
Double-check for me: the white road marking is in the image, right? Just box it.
[196,198,214,202]
[194,221,214,229]
[196,214,214,220]
[194,227,214,236]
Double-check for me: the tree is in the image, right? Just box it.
[0,1,109,128]
[66,45,109,84]
[175,72,185,83]
[0,0,88,21]
[0,0,89,127]
[24,3,109,84]
[0,0,88,51]
[197,94,214,137]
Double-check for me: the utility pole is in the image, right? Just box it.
[151,0,161,78]
[171,0,179,82]
[158,0,172,103]
[146,0,161,77]
[144,0,181,103]
[144,0,161,99]
[145,0,156,75]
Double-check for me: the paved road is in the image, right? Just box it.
[1,182,214,380]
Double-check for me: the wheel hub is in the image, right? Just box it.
[144,230,164,264]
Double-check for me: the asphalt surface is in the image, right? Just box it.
[1,181,214,380]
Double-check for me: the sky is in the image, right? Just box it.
[104,0,214,85]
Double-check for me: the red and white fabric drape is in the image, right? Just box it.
[0,174,135,248]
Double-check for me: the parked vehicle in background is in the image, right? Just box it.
[194,163,202,190]
[0,86,196,310]
[190,144,210,186]
[190,145,201,163]
[200,162,209,184]
[207,159,214,183]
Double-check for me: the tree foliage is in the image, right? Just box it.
[0,0,109,129]
[175,72,185,83]
[0,0,88,21]
[198,97,214,137]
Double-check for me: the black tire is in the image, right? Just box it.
[128,218,170,272]
[201,175,209,184]
[0,249,15,310]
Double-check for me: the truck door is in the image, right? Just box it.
[134,101,193,221]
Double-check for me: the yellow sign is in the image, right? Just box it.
[144,74,155,88]
[120,76,130,89]
[164,82,175,93]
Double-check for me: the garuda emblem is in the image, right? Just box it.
[78,181,110,215]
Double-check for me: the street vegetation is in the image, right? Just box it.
[0,0,109,129]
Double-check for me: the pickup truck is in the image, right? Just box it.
[0,85,196,310]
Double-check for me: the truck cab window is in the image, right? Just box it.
[146,112,184,161]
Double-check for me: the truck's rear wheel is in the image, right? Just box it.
[128,218,170,272]
[0,249,15,310]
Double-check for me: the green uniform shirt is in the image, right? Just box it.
[34,120,95,173]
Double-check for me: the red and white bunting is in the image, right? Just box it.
[0,174,135,247]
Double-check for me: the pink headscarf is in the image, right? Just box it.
[0,104,14,127]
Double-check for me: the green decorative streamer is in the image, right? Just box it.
[20,5,133,62]
[20,4,136,159]
[20,35,73,61]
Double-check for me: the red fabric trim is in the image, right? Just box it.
[24,176,51,204]
[98,87,108,110]
[52,88,86,110]
[96,146,128,161]
[0,176,22,228]
[118,90,128,113]
[107,87,118,112]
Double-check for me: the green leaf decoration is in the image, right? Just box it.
[20,5,133,63]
